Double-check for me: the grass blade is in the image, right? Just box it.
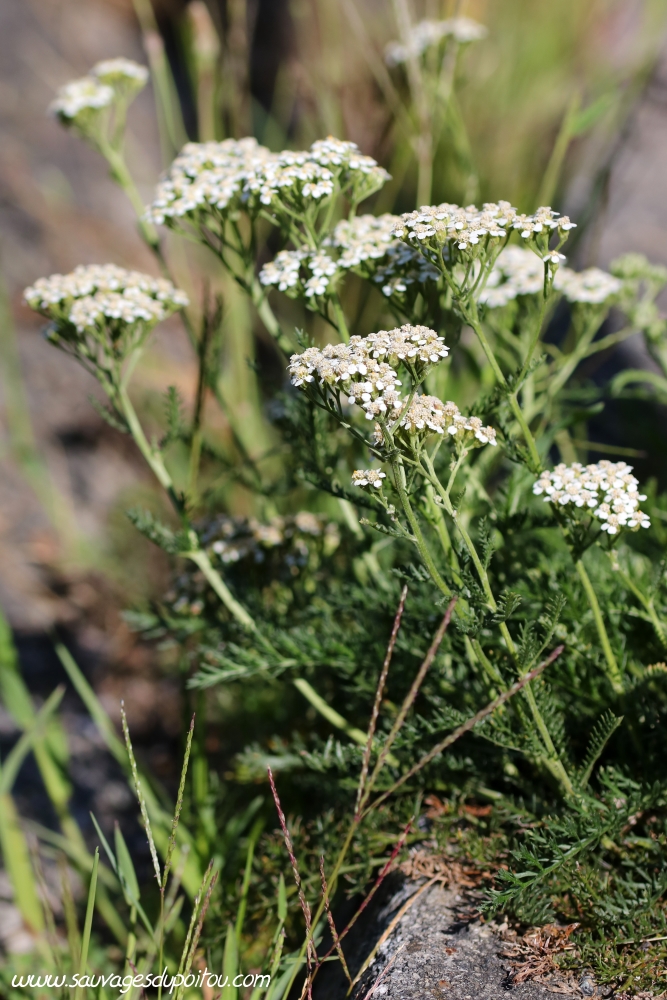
[75,847,99,1000]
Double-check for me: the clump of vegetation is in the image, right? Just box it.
[2,2,667,997]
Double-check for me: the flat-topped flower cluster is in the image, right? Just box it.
[533,461,650,534]
[288,325,450,423]
[385,17,487,66]
[24,264,188,336]
[393,202,575,256]
[50,58,148,125]
[351,469,387,489]
[145,136,390,229]
[395,395,497,446]
[480,247,622,309]
[260,213,439,303]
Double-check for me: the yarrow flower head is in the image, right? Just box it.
[385,17,487,66]
[259,249,339,302]
[533,461,650,534]
[288,324,448,421]
[394,395,497,449]
[326,214,439,299]
[92,58,149,94]
[24,264,188,373]
[479,247,621,310]
[556,267,622,305]
[50,77,114,123]
[352,469,386,489]
[145,136,390,232]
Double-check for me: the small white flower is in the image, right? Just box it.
[50,77,114,120]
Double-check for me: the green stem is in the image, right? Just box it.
[389,455,452,599]
[248,276,293,355]
[466,312,541,470]
[187,547,257,631]
[423,456,574,795]
[118,386,258,633]
[576,558,624,693]
[608,554,667,652]
[103,146,161,253]
[331,294,350,343]
[293,678,398,765]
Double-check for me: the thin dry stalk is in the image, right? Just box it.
[320,818,413,964]
[366,645,565,816]
[362,597,457,809]
[268,767,317,968]
[319,856,352,985]
[177,859,214,978]
[356,585,408,815]
[360,943,405,1000]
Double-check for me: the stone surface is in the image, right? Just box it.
[353,880,556,1000]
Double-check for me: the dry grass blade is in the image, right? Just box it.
[319,856,352,985]
[320,818,413,965]
[366,645,565,815]
[356,585,408,815]
[360,943,405,1000]
[121,701,161,886]
[268,767,317,966]
[362,597,457,808]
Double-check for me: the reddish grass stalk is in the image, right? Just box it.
[320,817,413,964]
[365,645,565,817]
[319,856,352,984]
[361,596,458,811]
[356,585,408,817]
[267,767,317,969]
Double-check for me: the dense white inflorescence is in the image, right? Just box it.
[259,250,339,300]
[92,58,149,86]
[556,267,622,305]
[394,202,575,254]
[24,264,189,333]
[288,325,451,420]
[396,395,497,446]
[145,137,390,227]
[533,461,650,534]
[50,77,115,121]
[385,17,487,65]
[479,247,622,308]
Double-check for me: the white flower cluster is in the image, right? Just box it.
[327,214,439,297]
[146,137,390,228]
[480,248,622,309]
[394,203,575,255]
[259,249,339,299]
[352,469,386,489]
[24,264,188,333]
[395,395,497,446]
[533,461,650,534]
[385,17,487,66]
[92,58,149,88]
[50,77,114,121]
[288,325,449,421]
[50,59,148,124]
[556,267,622,305]
[329,214,398,268]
